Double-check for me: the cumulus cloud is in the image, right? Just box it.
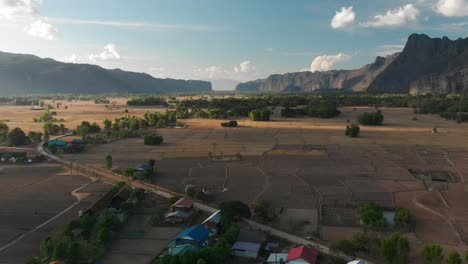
[362,4,419,27]
[310,53,351,72]
[234,60,255,73]
[61,54,82,64]
[331,6,356,29]
[0,0,37,19]
[24,19,59,40]
[435,0,468,17]
[89,44,121,62]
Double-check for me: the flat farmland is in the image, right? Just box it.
[0,163,110,263]
[54,107,468,249]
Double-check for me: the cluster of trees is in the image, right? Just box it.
[306,101,341,118]
[248,109,270,121]
[357,110,384,125]
[0,124,43,147]
[0,122,8,142]
[32,182,143,264]
[359,203,411,229]
[33,110,59,122]
[220,121,238,127]
[127,96,168,106]
[345,124,360,137]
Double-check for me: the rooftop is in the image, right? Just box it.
[231,241,261,252]
[175,225,209,243]
[286,245,318,264]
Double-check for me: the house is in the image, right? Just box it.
[231,241,261,259]
[168,244,199,256]
[135,164,153,172]
[84,188,119,216]
[170,197,194,212]
[266,253,288,264]
[109,187,131,213]
[71,139,85,145]
[174,224,210,248]
[286,245,319,264]
[164,210,192,224]
[201,210,221,234]
[47,139,68,148]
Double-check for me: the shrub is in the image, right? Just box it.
[104,154,113,169]
[447,251,462,264]
[380,233,410,264]
[359,202,387,227]
[420,244,444,264]
[219,200,251,224]
[345,124,360,137]
[306,101,340,118]
[394,207,411,229]
[221,121,238,127]
[144,134,164,145]
[357,110,384,125]
[122,168,134,177]
[249,109,270,121]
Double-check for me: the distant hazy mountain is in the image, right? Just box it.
[209,78,240,91]
[0,51,211,95]
[237,34,468,95]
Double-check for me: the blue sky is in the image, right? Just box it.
[1,0,468,89]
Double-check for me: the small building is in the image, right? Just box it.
[286,245,318,264]
[47,140,68,149]
[174,224,210,248]
[231,241,261,259]
[135,164,153,172]
[164,210,192,224]
[168,244,199,256]
[266,253,288,264]
[84,188,119,216]
[348,260,368,264]
[109,187,131,213]
[201,210,221,234]
[71,139,85,145]
[170,197,194,212]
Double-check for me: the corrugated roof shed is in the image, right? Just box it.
[175,225,209,243]
[286,245,318,264]
[232,241,261,252]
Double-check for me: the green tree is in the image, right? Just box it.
[144,134,164,145]
[446,251,462,264]
[394,207,411,229]
[357,110,384,125]
[66,241,80,264]
[254,201,273,223]
[7,127,28,146]
[105,154,113,169]
[465,251,468,261]
[103,119,112,131]
[97,227,112,245]
[0,122,8,141]
[360,202,387,227]
[420,244,444,264]
[345,124,360,137]
[248,109,270,121]
[219,200,251,225]
[380,233,410,264]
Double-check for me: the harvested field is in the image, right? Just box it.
[0,163,110,263]
[40,106,467,250]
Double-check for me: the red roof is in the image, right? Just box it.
[286,245,318,264]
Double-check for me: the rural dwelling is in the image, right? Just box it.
[266,253,288,264]
[168,244,199,255]
[286,245,318,264]
[201,210,221,234]
[170,197,194,212]
[348,260,368,264]
[71,139,85,145]
[84,188,119,216]
[135,164,153,172]
[109,187,131,213]
[174,224,210,248]
[231,241,261,259]
[47,139,68,148]
[164,210,192,224]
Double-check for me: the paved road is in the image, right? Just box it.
[37,139,369,262]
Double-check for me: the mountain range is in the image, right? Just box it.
[237,34,468,95]
[0,52,211,95]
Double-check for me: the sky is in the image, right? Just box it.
[1,0,468,90]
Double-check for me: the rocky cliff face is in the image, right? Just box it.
[237,34,468,94]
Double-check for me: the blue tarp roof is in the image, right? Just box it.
[175,225,209,243]
[71,139,85,143]
[48,139,67,146]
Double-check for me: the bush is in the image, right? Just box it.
[357,110,384,125]
[219,200,251,225]
[380,233,410,264]
[220,121,238,127]
[144,134,164,145]
[306,101,340,118]
[447,251,462,264]
[359,202,387,227]
[345,124,360,137]
[249,109,270,121]
[331,240,355,256]
[420,244,444,264]
[394,207,411,229]
[122,168,134,177]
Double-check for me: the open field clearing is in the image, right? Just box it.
[0,162,110,263]
[53,106,468,251]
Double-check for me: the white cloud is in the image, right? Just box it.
[435,0,468,17]
[0,0,37,19]
[376,44,405,56]
[61,54,83,64]
[331,6,356,29]
[24,19,59,40]
[89,44,121,62]
[234,60,255,73]
[362,4,420,27]
[310,53,351,72]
